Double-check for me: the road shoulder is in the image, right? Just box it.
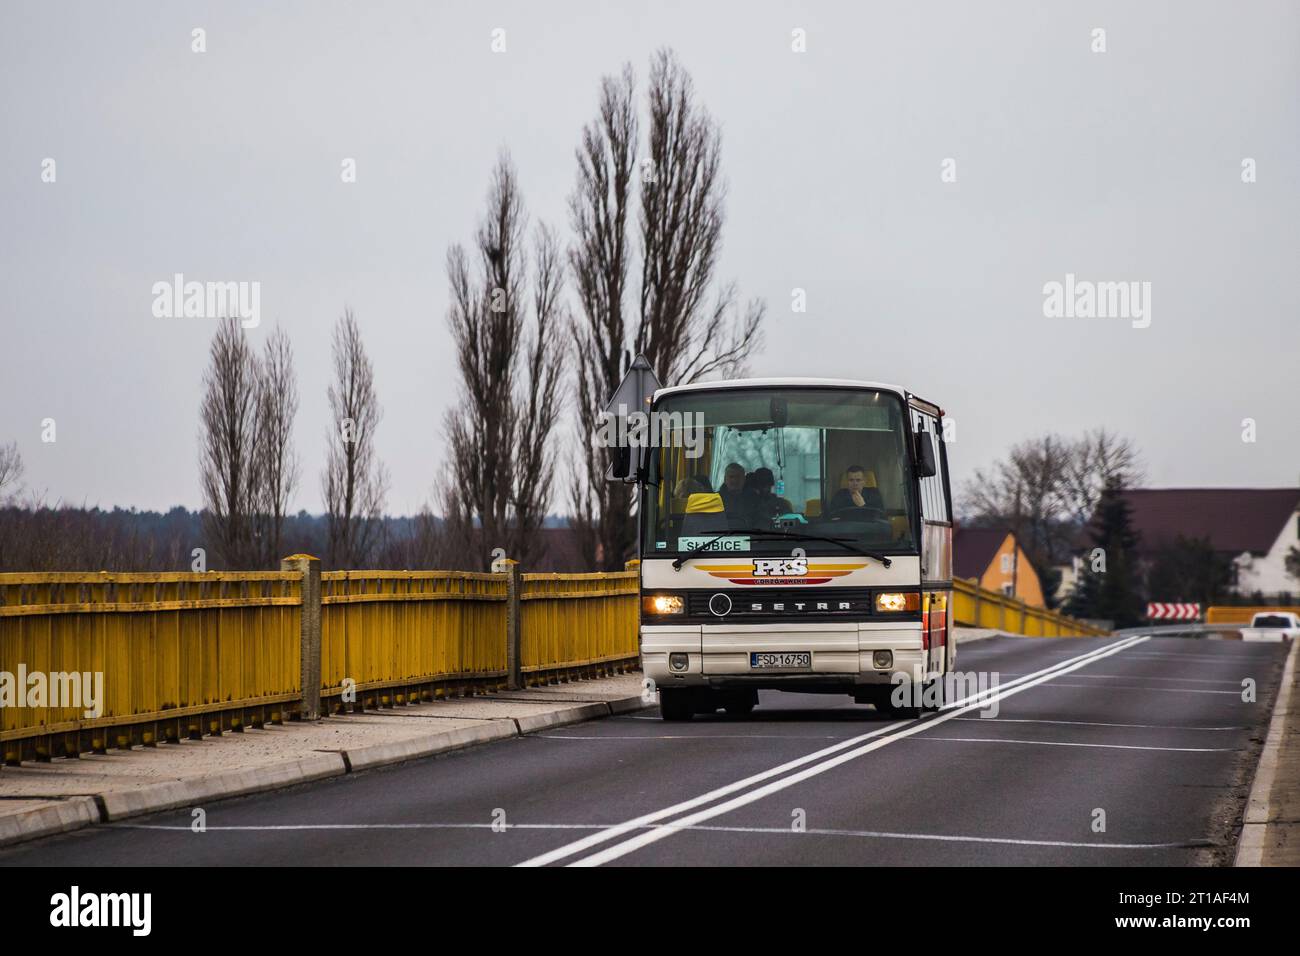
[1235,636,1299,866]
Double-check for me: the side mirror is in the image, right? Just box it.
[914,431,937,478]
[602,353,662,485]
[606,445,634,482]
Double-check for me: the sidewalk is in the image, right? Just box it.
[1236,636,1300,865]
[0,673,649,848]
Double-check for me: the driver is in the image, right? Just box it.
[828,464,884,515]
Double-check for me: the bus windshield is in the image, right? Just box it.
[642,387,919,557]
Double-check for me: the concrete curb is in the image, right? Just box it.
[343,721,517,773]
[514,702,612,735]
[610,694,653,714]
[1234,636,1298,866]
[0,796,100,848]
[99,752,348,822]
[0,693,651,849]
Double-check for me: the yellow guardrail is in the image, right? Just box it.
[952,578,1108,637]
[1205,605,1300,625]
[0,559,642,762]
[320,570,508,707]
[520,571,639,682]
[0,571,303,762]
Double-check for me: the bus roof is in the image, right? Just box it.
[652,377,942,414]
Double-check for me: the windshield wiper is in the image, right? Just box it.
[671,528,892,571]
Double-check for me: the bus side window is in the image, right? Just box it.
[914,412,949,523]
[934,419,951,521]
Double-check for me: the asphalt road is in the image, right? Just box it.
[1,635,1286,867]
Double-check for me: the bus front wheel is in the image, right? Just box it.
[659,688,694,722]
[724,689,758,718]
[866,685,919,719]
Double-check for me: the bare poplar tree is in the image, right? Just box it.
[568,49,766,569]
[199,317,262,568]
[442,154,566,570]
[567,68,639,572]
[636,49,765,384]
[509,223,566,561]
[322,309,388,569]
[253,326,299,566]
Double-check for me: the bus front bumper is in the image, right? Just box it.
[642,621,929,690]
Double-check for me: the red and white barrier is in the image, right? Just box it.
[1146,602,1201,620]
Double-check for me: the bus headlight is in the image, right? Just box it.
[644,594,685,616]
[876,592,919,612]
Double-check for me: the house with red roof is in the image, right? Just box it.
[1119,488,1300,596]
[952,527,1045,607]
[1059,488,1300,601]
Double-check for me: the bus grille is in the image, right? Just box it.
[687,588,877,621]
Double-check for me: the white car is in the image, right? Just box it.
[1240,611,1300,642]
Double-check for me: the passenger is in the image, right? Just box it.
[828,464,885,515]
[674,476,708,498]
[718,462,752,517]
[747,467,794,524]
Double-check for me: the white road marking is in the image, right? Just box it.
[511,719,909,866]
[1119,652,1267,662]
[1014,682,1240,695]
[108,820,1197,849]
[995,672,1242,685]
[537,734,843,740]
[952,716,1243,731]
[908,736,1236,753]
[517,635,1148,868]
[654,823,1200,850]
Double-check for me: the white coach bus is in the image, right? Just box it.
[609,372,954,721]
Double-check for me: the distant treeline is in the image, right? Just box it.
[0,505,575,573]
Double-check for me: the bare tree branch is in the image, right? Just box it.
[959,430,1144,573]
[253,326,299,566]
[566,49,766,569]
[442,153,566,569]
[323,308,388,568]
[199,317,262,568]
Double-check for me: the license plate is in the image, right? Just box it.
[750,651,811,669]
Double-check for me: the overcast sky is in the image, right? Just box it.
[2,0,1297,515]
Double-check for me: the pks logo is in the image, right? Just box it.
[753,558,807,577]
[696,560,867,585]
